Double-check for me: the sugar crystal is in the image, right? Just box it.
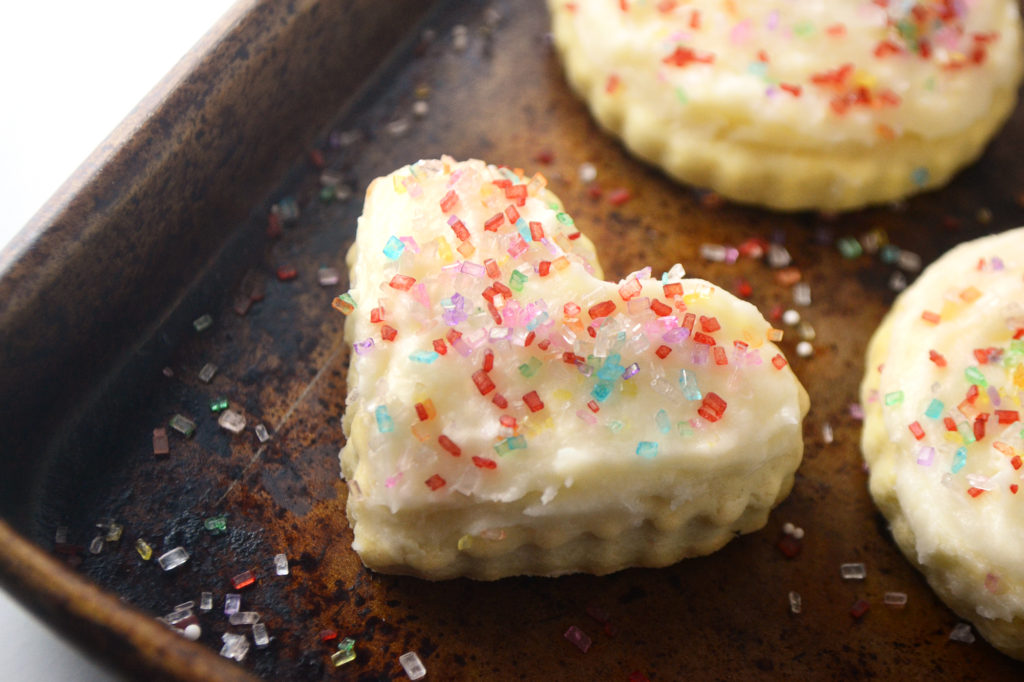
[218,409,246,433]
[229,611,260,625]
[220,633,250,662]
[198,363,218,383]
[253,622,270,648]
[224,593,241,616]
[949,622,975,644]
[318,266,340,286]
[200,592,213,611]
[883,592,908,608]
[193,314,213,332]
[564,625,592,653]
[840,562,866,580]
[274,553,289,576]
[255,424,271,442]
[788,591,802,614]
[399,651,427,679]
[169,415,196,438]
[88,536,103,555]
[156,546,190,571]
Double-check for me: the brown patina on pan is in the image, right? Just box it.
[2,0,1024,679]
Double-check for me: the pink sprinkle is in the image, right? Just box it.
[564,625,592,653]
[849,403,864,420]
[399,236,420,253]
[576,409,598,425]
[508,235,529,257]
[730,19,753,44]
[411,283,430,308]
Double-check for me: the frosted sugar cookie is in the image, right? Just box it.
[337,157,808,580]
[861,227,1024,659]
[548,1,1023,211]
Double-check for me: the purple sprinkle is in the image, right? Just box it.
[916,446,935,466]
[563,625,592,653]
[691,346,709,366]
[849,403,865,420]
[988,386,1001,407]
[354,338,375,355]
[461,261,485,278]
[992,257,1004,270]
[725,247,739,264]
[622,362,640,380]
[663,327,690,344]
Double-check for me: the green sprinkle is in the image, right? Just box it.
[509,270,528,292]
[884,391,905,406]
[607,420,624,433]
[879,244,901,264]
[204,515,227,535]
[911,167,930,187]
[655,410,671,434]
[965,366,988,387]
[518,357,542,378]
[556,212,574,226]
[956,421,976,445]
[674,87,688,104]
[677,422,694,437]
[837,237,863,259]
[210,397,229,413]
[319,186,335,203]
[793,20,815,37]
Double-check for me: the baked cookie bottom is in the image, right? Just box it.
[548,4,1020,212]
[342,409,800,580]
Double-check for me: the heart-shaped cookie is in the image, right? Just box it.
[338,157,808,580]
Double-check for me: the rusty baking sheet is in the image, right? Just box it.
[3,0,1024,679]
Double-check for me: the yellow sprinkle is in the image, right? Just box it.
[457,535,473,551]
[621,380,639,398]
[553,256,570,271]
[393,174,407,194]
[552,389,573,403]
[959,286,982,303]
[437,237,455,264]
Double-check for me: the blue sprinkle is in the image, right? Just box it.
[911,167,930,187]
[924,399,944,420]
[374,405,394,433]
[591,382,613,403]
[383,235,405,260]
[507,435,527,450]
[409,350,439,364]
[679,369,702,401]
[636,441,659,458]
[516,218,532,242]
[952,446,967,473]
[655,410,671,434]
[527,311,549,331]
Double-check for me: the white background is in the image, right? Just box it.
[0,2,237,678]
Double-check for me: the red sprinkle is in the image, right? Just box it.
[849,600,870,619]
[472,370,495,395]
[484,213,504,232]
[523,391,544,413]
[663,282,683,298]
[699,315,721,333]
[448,216,470,241]
[650,299,672,317]
[921,310,941,325]
[908,421,925,440]
[381,325,397,342]
[276,267,297,281]
[713,346,728,366]
[539,261,551,277]
[505,205,520,224]
[655,345,672,359]
[662,46,715,68]
[608,188,632,206]
[772,354,788,370]
[472,456,497,470]
[997,410,1020,424]
[484,258,500,279]
[389,274,416,291]
[967,487,985,498]
[433,339,447,355]
[492,393,508,409]
[438,435,461,457]
[440,190,458,213]
[529,221,545,241]
[587,400,600,413]
[425,474,446,491]
[928,350,947,367]
[692,331,716,346]
[588,300,617,320]
[483,349,494,372]
[370,307,385,324]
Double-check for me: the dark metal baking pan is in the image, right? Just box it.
[2,0,1024,679]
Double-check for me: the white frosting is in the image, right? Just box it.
[862,228,1024,637]
[341,158,807,524]
[554,0,1022,147]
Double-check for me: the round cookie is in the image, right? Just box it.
[861,227,1024,659]
[548,1,1023,211]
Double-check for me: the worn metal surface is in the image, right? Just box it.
[3,0,1024,679]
